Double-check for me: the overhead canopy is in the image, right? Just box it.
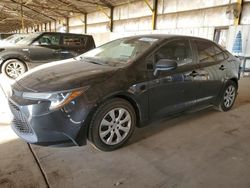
[0,0,133,33]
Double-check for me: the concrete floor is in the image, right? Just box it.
[0,75,250,188]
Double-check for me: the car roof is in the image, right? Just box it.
[122,34,212,42]
[35,32,93,37]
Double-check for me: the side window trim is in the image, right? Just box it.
[213,43,230,60]
[154,38,194,67]
[62,34,87,47]
[194,39,228,67]
[33,33,61,46]
[190,39,199,65]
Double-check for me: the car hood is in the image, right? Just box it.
[0,44,28,50]
[15,58,118,92]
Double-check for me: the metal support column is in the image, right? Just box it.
[65,17,69,33]
[20,0,25,33]
[98,5,114,32]
[234,0,243,25]
[110,6,114,32]
[144,0,158,30]
[84,13,87,34]
[54,21,57,32]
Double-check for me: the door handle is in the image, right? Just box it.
[189,71,199,77]
[139,84,146,91]
[53,49,61,53]
[219,65,226,70]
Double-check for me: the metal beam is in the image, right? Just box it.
[98,5,110,19]
[144,0,158,30]
[74,0,107,7]
[144,0,153,11]
[152,0,158,30]
[99,0,113,8]
[97,5,114,32]
[1,4,41,24]
[234,0,243,25]
[11,0,57,21]
[55,0,87,14]
[0,1,82,13]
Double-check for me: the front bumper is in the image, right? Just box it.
[8,96,92,147]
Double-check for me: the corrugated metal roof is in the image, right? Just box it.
[0,0,136,32]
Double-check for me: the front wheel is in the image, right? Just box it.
[1,59,27,79]
[89,98,136,151]
[218,80,238,112]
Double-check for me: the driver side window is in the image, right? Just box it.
[155,39,193,66]
[34,34,60,46]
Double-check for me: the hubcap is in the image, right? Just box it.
[99,108,132,145]
[6,61,25,79]
[224,85,236,108]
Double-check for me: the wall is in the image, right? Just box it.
[21,0,250,56]
[79,0,249,48]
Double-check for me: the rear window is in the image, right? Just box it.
[63,35,87,47]
[196,40,227,63]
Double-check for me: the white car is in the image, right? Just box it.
[0,34,27,47]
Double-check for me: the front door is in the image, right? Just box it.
[29,33,62,65]
[148,39,199,119]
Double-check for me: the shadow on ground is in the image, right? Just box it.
[0,125,47,188]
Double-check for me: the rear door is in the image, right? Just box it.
[60,34,90,59]
[148,39,199,119]
[191,39,227,105]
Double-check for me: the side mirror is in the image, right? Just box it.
[153,59,177,76]
[32,41,40,46]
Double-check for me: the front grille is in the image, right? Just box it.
[9,101,34,135]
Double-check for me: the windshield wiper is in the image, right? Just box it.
[80,57,107,66]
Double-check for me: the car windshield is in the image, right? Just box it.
[3,35,15,42]
[4,34,27,44]
[16,33,40,45]
[78,37,158,66]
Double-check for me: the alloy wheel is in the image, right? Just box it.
[99,108,132,145]
[223,85,236,108]
[5,61,26,79]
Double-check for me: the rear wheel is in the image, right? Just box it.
[218,80,238,112]
[89,98,136,151]
[1,59,27,79]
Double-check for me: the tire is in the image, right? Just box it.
[217,80,238,112]
[89,98,136,151]
[1,59,27,79]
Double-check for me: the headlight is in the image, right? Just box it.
[22,87,88,110]
[0,58,4,64]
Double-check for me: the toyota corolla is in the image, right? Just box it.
[8,35,240,151]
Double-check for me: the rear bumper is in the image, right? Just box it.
[8,97,91,147]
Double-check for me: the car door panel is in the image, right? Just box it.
[61,35,89,60]
[148,39,199,119]
[28,45,61,64]
[28,33,62,64]
[191,40,228,106]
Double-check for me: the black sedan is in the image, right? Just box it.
[8,35,240,151]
